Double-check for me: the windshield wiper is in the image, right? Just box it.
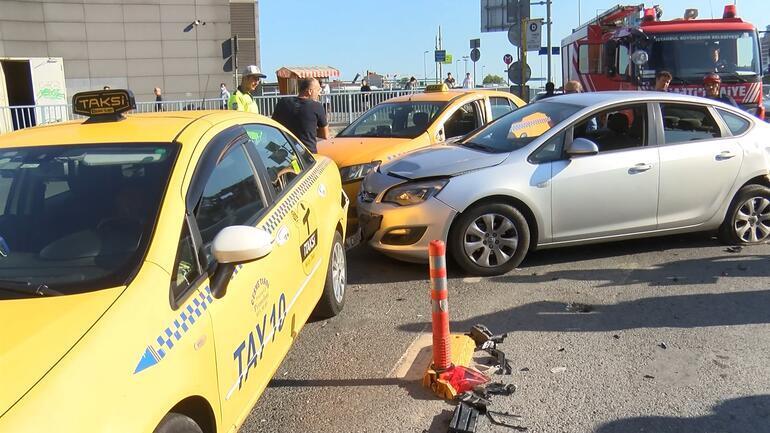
[0,279,60,297]
[460,141,497,153]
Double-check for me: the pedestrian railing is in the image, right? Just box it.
[0,89,423,135]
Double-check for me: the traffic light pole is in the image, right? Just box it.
[520,17,527,101]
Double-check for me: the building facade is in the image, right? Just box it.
[0,0,260,105]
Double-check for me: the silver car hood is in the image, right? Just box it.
[380,144,508,180]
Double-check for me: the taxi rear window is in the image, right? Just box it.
[0,143,178,298]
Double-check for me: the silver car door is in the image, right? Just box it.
[550,103,660,242]
[656,103,743,229]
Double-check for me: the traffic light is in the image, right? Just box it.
[222,35,239,72]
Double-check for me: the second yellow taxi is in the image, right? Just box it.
[316,85,525,227]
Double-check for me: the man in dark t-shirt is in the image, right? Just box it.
[272,78,329,153]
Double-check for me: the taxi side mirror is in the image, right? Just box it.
[210,226,273,298]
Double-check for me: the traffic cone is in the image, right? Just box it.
[422,240,489,400]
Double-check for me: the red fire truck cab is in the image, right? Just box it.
[561,4,764,118]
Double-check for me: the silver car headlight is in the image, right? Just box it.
[382,179,449,206]
[340,161,381,182]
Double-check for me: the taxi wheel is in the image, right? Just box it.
[153,413,203,433]
[449,203,530,276]
[313,231,346,319]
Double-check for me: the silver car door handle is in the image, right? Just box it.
[716,151,737,160]
[629,163,652,173]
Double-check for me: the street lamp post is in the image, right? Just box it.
[423,50,431,85]
[481,65,486,85]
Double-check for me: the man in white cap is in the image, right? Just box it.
[228,65,266,113]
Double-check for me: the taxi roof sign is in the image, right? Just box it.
[424,84,449,93]
[73,89,136,121]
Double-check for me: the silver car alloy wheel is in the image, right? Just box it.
[332,241,346,303]
[463,213,519,267]
[733,196,770,243]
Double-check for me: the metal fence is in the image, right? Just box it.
[0,89,422,135]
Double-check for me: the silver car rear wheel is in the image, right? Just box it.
[719,184,770,245]
[733,196,770,243]
[463,213,519,267]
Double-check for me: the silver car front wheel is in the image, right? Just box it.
[449,202,530,276]
[463,213,519,267]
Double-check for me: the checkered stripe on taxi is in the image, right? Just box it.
[260,159,330,235]
[134,286,214,374]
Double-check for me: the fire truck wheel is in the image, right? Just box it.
[313,230,346,319]
[449,202,530,276]
[153,413,203,433]
[718,184,770,245]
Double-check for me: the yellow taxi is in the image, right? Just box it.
[316,85,525,227]
[0,90,348,433]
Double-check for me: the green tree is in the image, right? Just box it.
[483,74,505,85]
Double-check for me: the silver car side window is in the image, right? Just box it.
[572,104,648,153]
[660,103,722,144]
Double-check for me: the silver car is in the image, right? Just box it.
[357,91,770,276]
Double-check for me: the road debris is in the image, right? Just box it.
[658,342,667,349]
[519,367,530,372]
[725,246,743,253]
[474,382,516,398]
[456,392,491,413]
[565,302,593,313]
[449,402,480,433]
[550,366,567,374]
[558,347,565,352]
[486,411,527,431]
[643,374,655,379]
[613,334,620,339]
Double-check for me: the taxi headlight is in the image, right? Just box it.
[382,179,448,206]
[340,161,381,182]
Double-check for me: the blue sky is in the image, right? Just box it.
[260,0,768,86]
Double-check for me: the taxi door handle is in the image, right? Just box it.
[629,163,652,174]
[716,151,736,160]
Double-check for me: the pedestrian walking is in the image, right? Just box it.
[228,65,266,113]
[360,78,372,109]
[320,79,332,113]
[444,73,456,88]
[154,87,163,112]
[655,71,672,92]
[405,76,418,91]
[220,83,230,109]
[271,78,329,153]
[462,72,472,89]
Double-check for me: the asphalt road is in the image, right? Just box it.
[243,233,770,433]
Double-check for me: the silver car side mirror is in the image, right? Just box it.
[566,138,599,157]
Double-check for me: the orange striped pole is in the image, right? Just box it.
[429,240,452,371]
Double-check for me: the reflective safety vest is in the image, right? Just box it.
[228,89,259,114]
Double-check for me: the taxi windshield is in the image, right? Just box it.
[460,101,582,153]
[0,143,178,299]
[337,101,447,138]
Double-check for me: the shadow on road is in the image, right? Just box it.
[593,395,770,433]
[399,288,770,334]
[346,233,737,285]
[491,254,770,287]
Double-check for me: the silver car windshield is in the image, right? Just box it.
[460,101,582,153]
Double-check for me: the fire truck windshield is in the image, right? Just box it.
[645,31,761,82]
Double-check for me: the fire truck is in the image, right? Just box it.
[561,4,764,118]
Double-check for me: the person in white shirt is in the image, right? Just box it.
[219,83,230,109]
[462,72,472,89]
[320,79,332,113]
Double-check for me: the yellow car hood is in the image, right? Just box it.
[316,136,423,168]
[0,287,123,416]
